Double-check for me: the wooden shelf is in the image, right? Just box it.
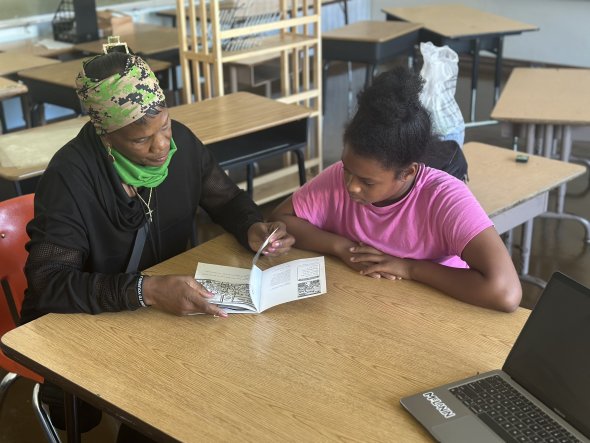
[221,34,318,62]
[176,0,323,202]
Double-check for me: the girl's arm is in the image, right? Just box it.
[356,227,522,312]
[273,195,521,312]
[270,196,359,267]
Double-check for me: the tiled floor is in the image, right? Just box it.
[2,58,590,442]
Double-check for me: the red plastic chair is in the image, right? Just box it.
[0,193,60,442]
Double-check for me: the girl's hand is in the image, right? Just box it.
[349,243,410,280]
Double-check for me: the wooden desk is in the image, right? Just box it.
[0,77,27,100]
[0,52,60,77]
[383,4,538,123]
[73,24,180,65]
[73,23,182,92]
[491,67,590,244]
[17,57,171,124]
[168,92,310,201]
[322,20,421,82]
[1,232,530,442]
[0,53,58,131]
[0,117,88,194]
[465,142,585,286]
[0,77,29,133]
[0,38,75,59]
[0,92,310,203]
[227,53,281,97]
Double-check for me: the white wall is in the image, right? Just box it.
[372,0,590,68]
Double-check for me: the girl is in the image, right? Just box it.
[271,66,521,312]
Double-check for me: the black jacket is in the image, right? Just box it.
[21,120,262,322]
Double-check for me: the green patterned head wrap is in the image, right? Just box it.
[75,54,166,135]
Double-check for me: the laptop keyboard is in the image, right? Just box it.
[449,375,581,443]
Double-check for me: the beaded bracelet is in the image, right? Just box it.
[136,275,148,308]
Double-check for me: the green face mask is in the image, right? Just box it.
[109,138,177,188]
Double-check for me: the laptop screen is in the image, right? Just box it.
[503,272,590,438]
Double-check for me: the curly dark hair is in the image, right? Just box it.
[343,66,435,175]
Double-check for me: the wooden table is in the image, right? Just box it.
[465,142,585,287]
[0,53,60,77]
[168,92,310,201]
[0,77,29,133]
[0,38,75,59]
[73,23,180,65]
[1,232,531,442]
[17,57,171,124]
[74,23,181,91]
[322,20,421,89]
[383,4,538,124]
[491,67,590,245]
[0,77,28,101]
[0,117,88,194]
[0,92,310,203]
[0,53,60,132]
[226,53,280,97]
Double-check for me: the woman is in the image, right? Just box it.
[21,51,293,438]
[271,66,521,312]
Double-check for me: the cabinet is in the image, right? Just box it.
[175,0,323,204]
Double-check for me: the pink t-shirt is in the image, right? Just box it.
[292,163,493,268]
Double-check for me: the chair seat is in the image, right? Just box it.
[1,349,44,383]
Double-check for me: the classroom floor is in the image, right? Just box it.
[1,58,590,442]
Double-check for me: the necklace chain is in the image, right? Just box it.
[134,187,154,223]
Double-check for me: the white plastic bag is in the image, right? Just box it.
[419,42,465,147]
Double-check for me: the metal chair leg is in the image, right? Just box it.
[32,383,62,443]
[0,371,18,406]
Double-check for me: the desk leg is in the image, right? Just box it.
[543,124,554,158]
[230,66,239,93]
[64,392,81,443]
[322,61,330,114]
[525,123,536,154]
[493,36,504,104]
[20,94,32,129]
[469,38,481,122]
[518,219,546,288]
[13,181,23,196]
[536,124,590,242]
[347,61,354,118]
[0,101,7,134]
[343,0,349,25]
[31,102,46,127]
[365,64,376,88]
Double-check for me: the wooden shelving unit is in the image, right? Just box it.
[176,0,323,204]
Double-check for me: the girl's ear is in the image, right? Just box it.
[401,163,420,180]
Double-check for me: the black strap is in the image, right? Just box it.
[125,222,149,273]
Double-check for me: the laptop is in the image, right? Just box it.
[401,272,590,443]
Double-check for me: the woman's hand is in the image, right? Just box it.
[247,221,295,256]
[142,275,228,317]
[348,243,410,280]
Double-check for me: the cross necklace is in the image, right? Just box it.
[135,187,154,223]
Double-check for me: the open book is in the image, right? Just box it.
[194,256,327,313]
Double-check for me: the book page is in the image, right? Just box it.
[195,263,258,312]
[249,265,263,311]
[258,257,327,312]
